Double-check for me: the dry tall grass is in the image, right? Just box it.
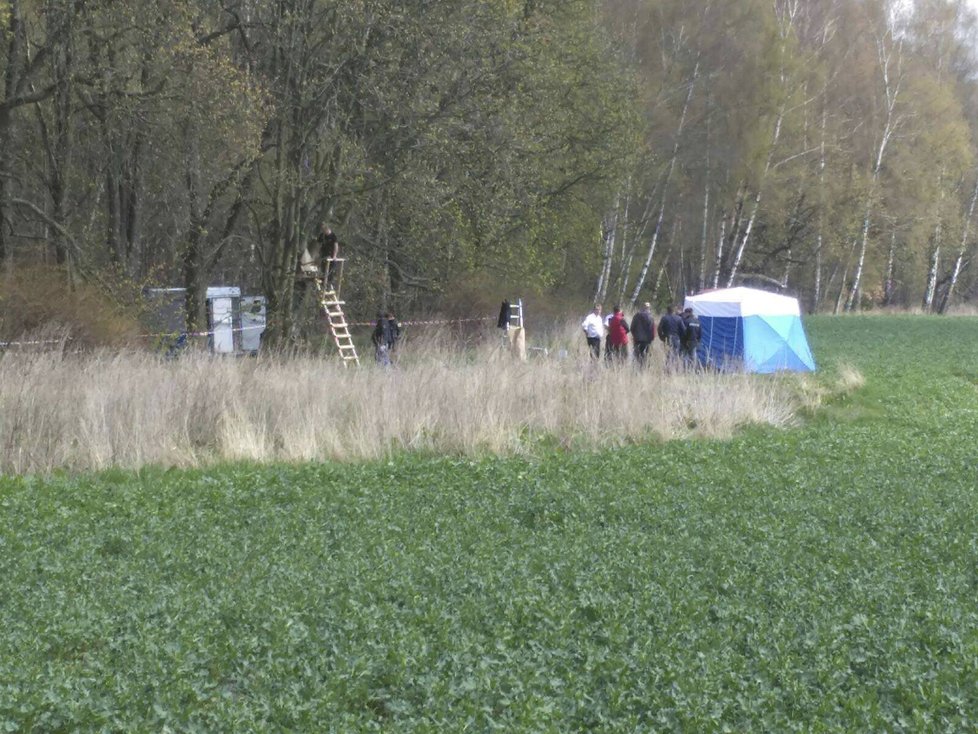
[0,327,828,474]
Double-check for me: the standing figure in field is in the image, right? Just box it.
[631,302,655,367]
[658,304,686,367]
[372,311,400,366]
[385,312,401,353]
[606,305,630,362]
[581,304,604,359]
[681,307,702,368]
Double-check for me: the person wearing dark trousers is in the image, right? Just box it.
[631,302,655,367]
[317,223,340,287]
[606,305,630,362]
[657,304,686,367]
[681,307,702,368]
[372,311,400,366]
[581,304,604,359]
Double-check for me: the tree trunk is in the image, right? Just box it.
[49,1,73,267]
[726,109,783,288]
[883,229,896,306]
[182,121,206,334]
[812,100,827,312]
[698,100,711,293]
[846,33,902,311]
[594,192,619,303]
[628,60,699,307]
[0,0,25,264]
[712,213,727,289]
[939,176,978,314]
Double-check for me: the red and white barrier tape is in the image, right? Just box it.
[1,318,494,347]
[346,317,494,327]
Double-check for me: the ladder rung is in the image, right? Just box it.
[315,282,358,365]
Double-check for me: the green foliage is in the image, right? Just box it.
[7,0,978,334]
[3,316,978,729]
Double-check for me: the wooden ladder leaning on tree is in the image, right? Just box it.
[310,257,359,366]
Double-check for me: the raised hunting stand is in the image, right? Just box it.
[298,256,359,366]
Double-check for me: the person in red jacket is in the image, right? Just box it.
[606,305,630,362]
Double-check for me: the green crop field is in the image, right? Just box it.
[3,315,978,732]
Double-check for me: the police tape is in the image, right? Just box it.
[1,319,493,347]
[0,338,72,347]
[346,317,494,327]
[0,325,265,347]
[136,324,266,339]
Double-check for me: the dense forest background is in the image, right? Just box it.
[2,0,978,342]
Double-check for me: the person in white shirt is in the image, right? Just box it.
[581,304,605,358]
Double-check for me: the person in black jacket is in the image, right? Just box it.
[372,311,400,366]
[657,304,686,367]
[681,307,702,368]
[317,224,340,287]
[631,302,655,367]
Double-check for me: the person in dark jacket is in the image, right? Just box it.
[681,307,702,368]
[606,305,630,362]
[657,305,686,366]
[631,302,655,367]
[372,311,400,366]
[317,224,340,287]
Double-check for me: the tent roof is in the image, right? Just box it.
[685,287,801,317]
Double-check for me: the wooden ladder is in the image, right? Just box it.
[314,277,359,366]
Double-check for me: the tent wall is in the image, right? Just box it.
[698,316,744,371]
[687,287,816,373]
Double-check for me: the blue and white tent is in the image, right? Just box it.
[684,287,816,373]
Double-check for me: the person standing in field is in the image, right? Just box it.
[581,304,604,359]
[606,305,630,362]
[386,312,401,355]
[681,306,702,368]
[372,311,400,366]
[631,302,655,367]
[658,304,686,366]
